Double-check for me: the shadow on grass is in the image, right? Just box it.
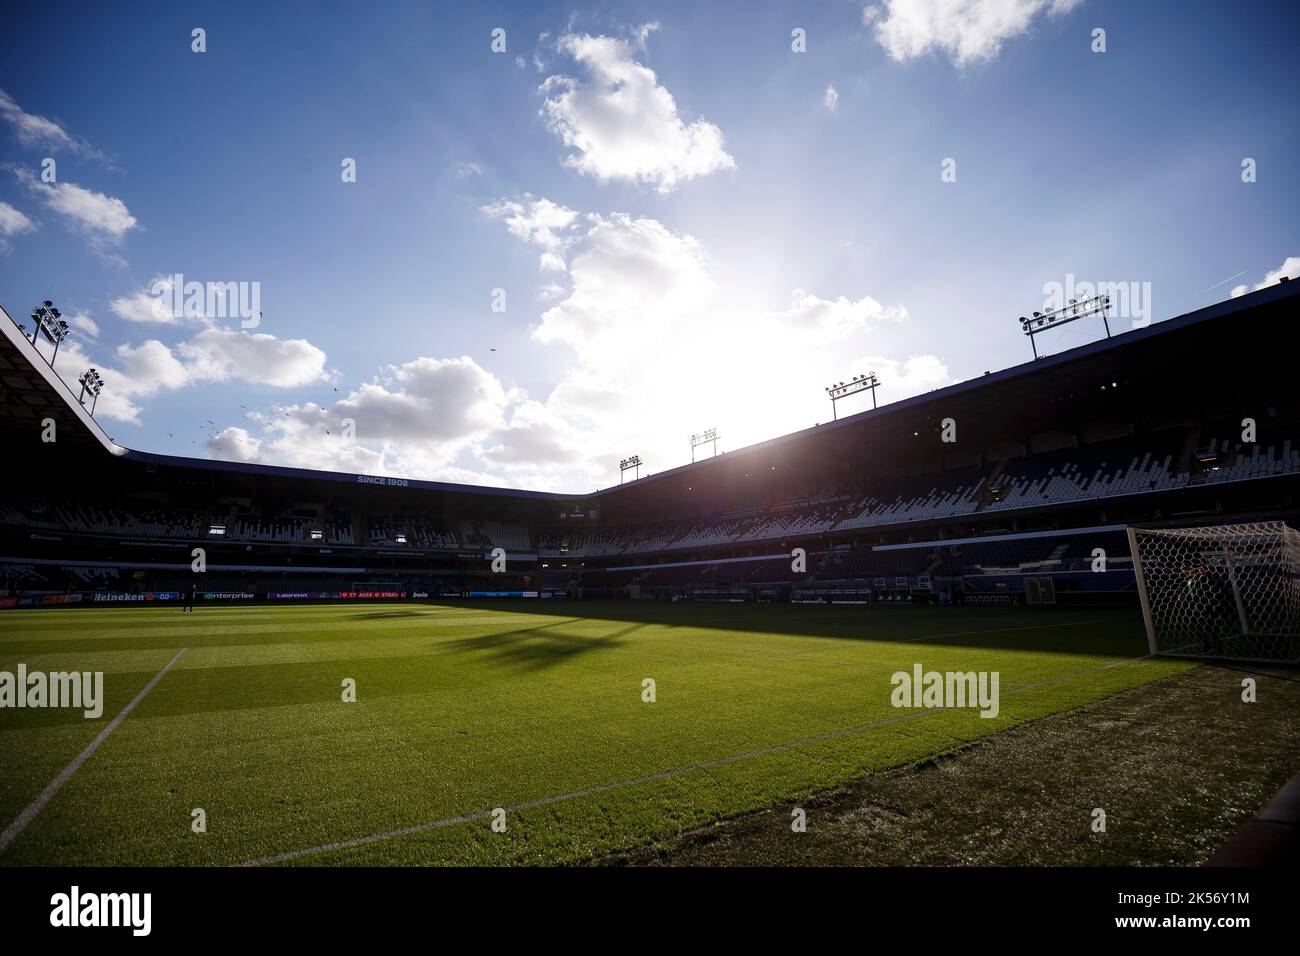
[351,609,433,620]
[444,617,641,670]
[427,599,1147,659]
[0,600,1148,660]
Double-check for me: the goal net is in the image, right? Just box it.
[1127,522,1300,663]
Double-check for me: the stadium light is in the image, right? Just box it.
[824,372,880,420]
[689,428,719,463]
[30,300,70,365]
[77,368,105,416]
[1018,293,1111,359]
[619,455,642,484]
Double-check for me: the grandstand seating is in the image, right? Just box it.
[4,431,1296,561]
[367,518,458,550]
[982,435,1184,512]
[480,521,532,553]
[2,423,1296,598]
[1195,437,1299,484]
[837,466,988,530]
[230,514,354,545]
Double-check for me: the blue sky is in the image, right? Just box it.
[1,0,1296,491]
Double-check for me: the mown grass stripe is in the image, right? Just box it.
[237,651,1152,867]
[0,647,187,855]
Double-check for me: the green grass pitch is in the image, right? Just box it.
[0,600,1192,866]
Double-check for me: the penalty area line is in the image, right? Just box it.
[0,647,188,855]
[898,619,1103,644]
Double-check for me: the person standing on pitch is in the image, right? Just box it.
[183,582,197,613]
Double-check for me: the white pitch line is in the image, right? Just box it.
[1005,652,1154,693]
[236,706,939,867]
[897,619,1101,644]
[693,620,1107,670]
[237,649,1153,867]
[0,647,187,855]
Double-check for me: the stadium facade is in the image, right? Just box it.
[2,281,1297,609]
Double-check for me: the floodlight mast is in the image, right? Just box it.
[619,455,642,484]
[1018,293,1112,359]
[689,428,719,462]
[78,368,104,417]
[824,372,880,420]
[30,300,70,366]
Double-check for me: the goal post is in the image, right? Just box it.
[1128,521,1300,663]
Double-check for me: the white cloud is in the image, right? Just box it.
[210,200,944,491]
[109,276,223,326]
[177,328,327,387]
[767,288,907,343]
[630,22,661,52]
[481,197,580,272]
[824,84,839,110]
[850,354,957,403]
[0,88,104,159]
[66,311,99,338]
[331,356,507,446]
[456,161,483,177]
[0,199,35,253]
[207,355,511,481]
[42,182,136,239]
[1231,256,1300,297]
[110,282,178,325]
[207,421,389,475]
[206,426,264,462]
[538,281,568,303]
[532,211,712,363]
[540,29,735,192]
[15,168,136,242]
[55,327,329,425]
[475,200,942,489]
[38,337,142,422]
[112,340,191,396]
[864,0,1083,66]
[479,399,583,468]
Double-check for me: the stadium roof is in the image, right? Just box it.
[2,278,1297,503]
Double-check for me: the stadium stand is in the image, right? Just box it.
[1,280,1298,606]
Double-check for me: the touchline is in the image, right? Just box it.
[0,665,104,718]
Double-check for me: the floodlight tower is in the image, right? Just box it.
[78,368,105,416]
[1018,293,1112,359]
[619,455,642,484]
[825,372,880,420]
[30,300,70,365]
[689,428,719,462]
